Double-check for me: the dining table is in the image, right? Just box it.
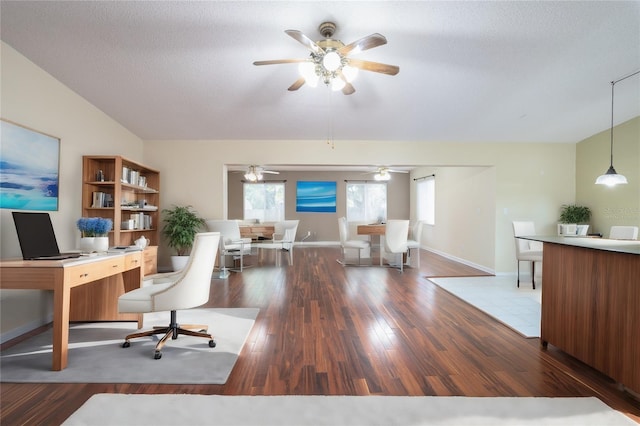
[356,224,387,266]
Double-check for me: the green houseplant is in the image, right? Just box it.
[558,204,591,236]
[559,204,591,224]
[162,205,205,271]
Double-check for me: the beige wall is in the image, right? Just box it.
[576,116,640,235]
[0,42,144,340]
[144,140,576,273]
[227,170,410,242]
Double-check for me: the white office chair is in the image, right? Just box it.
[118,232,220,360]
[609,226,639,240]
[384,220,410,272]
[512,221,543,289]
[406,221,423,268]
[258,220,299,266]
[337,217,371,265]
[205,220,252,277]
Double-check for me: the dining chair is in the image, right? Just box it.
[118,232,220,360]
[406,221,423,268]
[258,220,299,266]
[384,220,410,272]
[512,221,543,289]
[205,220,252,277]
[337,217,371,265]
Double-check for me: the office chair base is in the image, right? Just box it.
[121,310,216,359]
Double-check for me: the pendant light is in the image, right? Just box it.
[595,70,639,186]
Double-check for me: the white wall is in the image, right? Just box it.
[0,42,144,341]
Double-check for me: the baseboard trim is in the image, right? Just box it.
[422,247,495,275]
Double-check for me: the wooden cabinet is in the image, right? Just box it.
[82,156,159,274]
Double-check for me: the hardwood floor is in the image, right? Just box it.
[2,247,639,424]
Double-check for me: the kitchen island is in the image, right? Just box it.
[520,235,639,395]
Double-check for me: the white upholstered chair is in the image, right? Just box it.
[609,226,639,240]
[118,232,220,360]
[205,220,252,276]
[512,221,543,289]
[258,220,299,266]
[337,217,371,265]
[406,221,423,268]
[384,220,410,272]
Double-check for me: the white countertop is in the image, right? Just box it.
[518,235,640,255]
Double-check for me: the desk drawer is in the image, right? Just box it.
[124,252,143,271]
[66,257,125,286]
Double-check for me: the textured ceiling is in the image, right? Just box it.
[1,1,639,144]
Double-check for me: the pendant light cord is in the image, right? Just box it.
[609,70,640,167]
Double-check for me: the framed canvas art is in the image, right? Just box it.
[296,181,336,213]
[0,119,61,211]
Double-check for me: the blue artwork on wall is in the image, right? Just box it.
[0,120,60,211]
[296,181,336,213]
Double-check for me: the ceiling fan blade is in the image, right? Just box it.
[285,30,325,55]
[262,170,280,175]
[342,83,355,95]
[288,77,306,91]
[338,33,387,56]
[253,58,308,66]
[337,71,355,95]
[347,58,400,76]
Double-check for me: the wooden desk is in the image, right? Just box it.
[0,252,143,371]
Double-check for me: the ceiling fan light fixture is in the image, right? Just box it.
[322,51,342,72]
[342,64,358,82]
[331,77,346,92]
[374,171,391,181]
[299,61,317,82]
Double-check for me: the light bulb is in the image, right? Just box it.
[331,78,345,91]
[299,62,316,82]
[322,51,342,72]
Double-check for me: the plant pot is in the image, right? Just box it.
[170,255,189,272]
[79,236,109,253]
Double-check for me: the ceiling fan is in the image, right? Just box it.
[253,21,399,95]
[243,165,280,182]
[364,167,409,181]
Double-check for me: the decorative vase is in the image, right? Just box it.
[79,237,95,253]
[93,236,109,252]
[79,236,109,253]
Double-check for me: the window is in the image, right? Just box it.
[243,182,285,222]
[416,176,435,225]
[346,182,387,222]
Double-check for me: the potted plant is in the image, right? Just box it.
[77,217,113,252]
[162,205,205,271]
[558,204,591,236]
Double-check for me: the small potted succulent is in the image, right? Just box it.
[77,217,113,252]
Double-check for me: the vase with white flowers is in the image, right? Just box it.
[77,217,113,253]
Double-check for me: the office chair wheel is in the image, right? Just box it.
[154,351,162,360]
[209,339,216,348]
[122,341,130,348]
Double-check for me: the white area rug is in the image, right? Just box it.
[429,276,541,338]
[63,394,638,426]
[0,308,258,384]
